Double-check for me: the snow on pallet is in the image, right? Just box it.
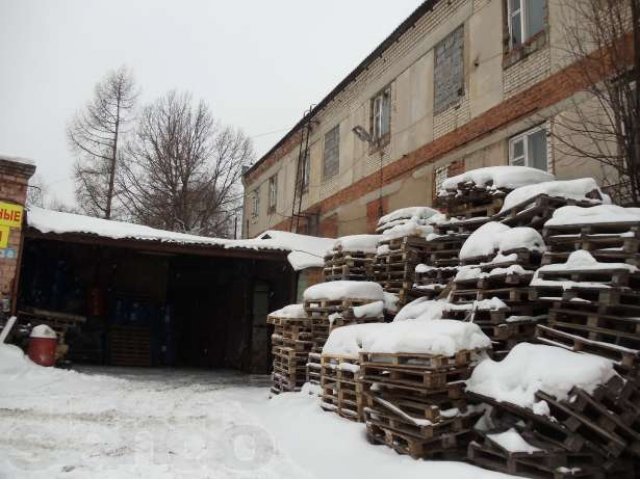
[467,430,600,479]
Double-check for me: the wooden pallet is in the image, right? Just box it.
[306,352,322,386]
[359,349,484,369]
[535,324,640,371]
[365,421,473,460]
[467,435,600,478]
[109,326,152,367]
[494,194,601,228]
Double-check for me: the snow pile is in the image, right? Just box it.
[30,324,57,338]
[352,301,384,319]
[500,178,607,213]
[377,206,440,230]
[459,222,510,260]
[27,208,336,272]
[330,234,381,254]
[0,152,35,166]
[440,166,554,194]
[383,292,400,315]
[466,343,616,411]
[460,223,545,261]
[394,298,448,322]
[376,206,445,241]
[303,281,384,301]
[487,428,541,453]
[268,303,306,319]
[322,323,389,356]
[546,204,640,227]
[362,319,491,356]
[445,297,508,312]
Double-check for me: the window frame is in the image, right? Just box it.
[323,125,340,180]
[267,174,277,212]
[507,0,545,48]
[371,85,391,144]
[300,148,310,193]
[434,25,465,114]
[251,188,260,218]
[508,125,549,171]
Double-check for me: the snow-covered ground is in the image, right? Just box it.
[0,359,510,478]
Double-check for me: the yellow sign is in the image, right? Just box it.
[0,202,23,228]
[0,226,9,248]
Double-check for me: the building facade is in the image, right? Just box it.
[242,0,619,238]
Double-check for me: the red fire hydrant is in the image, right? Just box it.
[27,324,57,367]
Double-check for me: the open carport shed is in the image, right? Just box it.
[15,208,332,373]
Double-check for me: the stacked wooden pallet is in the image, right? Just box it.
[436,180,508,221]
[323,251,375,281]
[542,216,640,267]
[467,374,640,478]
[360,348,487,459]
[531,250,640,366]
[323,235,380,282]
[109,326,152,367]
[412,264,458,299]
[448,249,546,359]
[320,354,361,421]
[267,305,313,394]
[493,193,603,229]
[305,299,384,353]
[373,236,431,306]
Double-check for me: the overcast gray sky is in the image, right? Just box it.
[0,0,422,205]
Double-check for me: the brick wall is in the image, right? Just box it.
[0,157,36,311]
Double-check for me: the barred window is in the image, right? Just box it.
[434,25,464,114]
[251,188,260,218]
[323,125,340,179]
[434,165,449,193]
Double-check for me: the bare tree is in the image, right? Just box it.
[119,90,253,237]
[68,66,137,218]
[26,174,48,208]
[554,0,640,205]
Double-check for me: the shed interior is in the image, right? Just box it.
[16,235,293,373]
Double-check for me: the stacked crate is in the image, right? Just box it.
[323,235,379,282]
[267,305,313,394]
[532,207,640,371]
[360,347,488,459]
[374,236,431,306]
[320,354,361,421]
[436,178,509,221]
[447,249,546,359]
[467,363,639,477]
[412,264,457,299]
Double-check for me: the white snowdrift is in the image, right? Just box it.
[487,428,541,453]
[394,298,448,322]
[269,304,307,319]
[377,206,440,228]
[441,166,554,192]
[352,301,384,319]
[379,217,444,241]
[331,234,381,254]
[362,319,491,356]
[460,222,510,259]
[500,178,607,213]
[303,281,384,301]
[535,250,638,274]
[27,207,336,271]
[460,223,545,261]
[466,343,616,410]
[546,204,640,226]
[322,323,389,356]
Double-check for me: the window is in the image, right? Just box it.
[371,86,391,142]
[323,125,340,179]
[509,126,548,171]
[508,0,545,48]
[251,188,260,218]
[301,148,310,192]
[268,175,277,212]
[434,25,464,114]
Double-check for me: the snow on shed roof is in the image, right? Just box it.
[26,207,335,270]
